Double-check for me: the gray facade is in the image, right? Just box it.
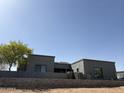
[0,71,68,79]
[26,54,72,73]
[26,54,55,72]
[71,59,116,80]
[25,54,117,80]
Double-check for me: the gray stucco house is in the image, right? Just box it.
[71,59,116,80]
[26,54,72,73]
[23,54,117,80]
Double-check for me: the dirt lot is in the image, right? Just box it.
[0,87,124,93]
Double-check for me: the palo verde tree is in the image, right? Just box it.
[0,41,32,71]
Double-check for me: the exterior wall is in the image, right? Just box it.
[117,71,124,79]
[1,78,124,89]
[0,71,67,79]
[26,55,55,72]
[83,59,116,80]
[71,60,85,74]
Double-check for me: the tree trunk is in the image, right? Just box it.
[9,64,12,71]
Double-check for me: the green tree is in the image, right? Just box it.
[0,41,32,71]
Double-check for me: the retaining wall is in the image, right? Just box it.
[0,78,124,89]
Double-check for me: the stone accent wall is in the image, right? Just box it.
[0,78,124,89]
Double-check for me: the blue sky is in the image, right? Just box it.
[0,0,124,71]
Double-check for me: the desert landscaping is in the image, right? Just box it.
[0,87,124,93]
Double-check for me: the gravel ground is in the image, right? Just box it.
[0,87,124,93]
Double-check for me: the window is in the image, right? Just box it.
[41,65,47,72]
[77,68,79,72]
[94,67,103,79]
[35,65,47,72]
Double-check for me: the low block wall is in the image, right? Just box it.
[0,78,124,89]
[0,71,67,79]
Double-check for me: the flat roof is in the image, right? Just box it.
[30,54,55,58]
[83,59,115,63]
[55,62,71,65]
[117,71,124,73]
[71,59,84,64]
[72,58,115,65]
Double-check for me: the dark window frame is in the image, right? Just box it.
[93,67,103,79]
[34,64,47,72]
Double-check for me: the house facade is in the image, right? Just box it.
[26,54,55,73]
[24,54,117,80]
[26,54,72,73]
[71,59,116,80]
